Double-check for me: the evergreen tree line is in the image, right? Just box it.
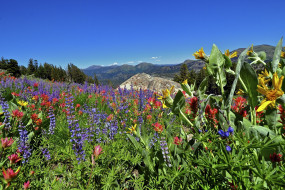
[173,63,240,95]
[0,57,100,85]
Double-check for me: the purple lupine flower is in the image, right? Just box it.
[218,130,230,138]
[160,137,172,167]
[227,126,234,134]
[0,95,11,130]
[70,123,86,162]
[48,108,56,135]
[41,148,51,160]
[149,132,159,149]
[18,122,31,163]
[226,145,231,152]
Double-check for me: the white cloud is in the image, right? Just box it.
[137,60,143,63]
[151,56,158,59]
[111,62,118,66]
[155,60,161,62]
[127,61,135,64]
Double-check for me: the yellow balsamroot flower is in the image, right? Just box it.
[281,51,285,58]
[127,124,137,134]
[258,69,269,79]
[203,66,206,70]
[193,47,206,60]
[256,72,284,112]
[224,49,238,59]
[247,44,254,56]
[18,100,28,107]
[158,86,175,108]
[236,89,244,95]
[182,79,188,85]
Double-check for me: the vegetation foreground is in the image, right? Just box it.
[1,39,285,189]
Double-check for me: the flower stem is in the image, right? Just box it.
[179,109,193,127]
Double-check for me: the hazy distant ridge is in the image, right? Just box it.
[82,45,275,87]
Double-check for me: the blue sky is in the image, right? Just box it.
[1,0,284,69]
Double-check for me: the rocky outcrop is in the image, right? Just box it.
[118,73,182,93]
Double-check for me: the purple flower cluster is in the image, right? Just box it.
[18,123,31,164]
[218,127,234,138]
[149,132,159,149]
[48,108,56,135]
[41,148,51,160]
[70,123,86,162]
[0,94,11,130]
[160,137,172,167]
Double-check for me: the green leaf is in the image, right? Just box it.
[257,51,266,61]
[223,54,232,68]
[240,62,258,109]
[215,69,227,88]
[127,134,142,153]
[250,125,276,138]
[225,47,249,110]
[265,108,277,129]
[271,37,283,73]
[198,76,208,95]
[209,44,225,69]
[172,90,185,115]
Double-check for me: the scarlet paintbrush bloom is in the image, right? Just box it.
[107,114,114,121]
[146,115,152,120]
[11,92,20,97]
[173,136,182,145]
[33,82,39,88]
[189,96,198,117]
[12,110,24,120]
[31,113,38,121]
[231,96,248,117]
[8,154,21,164]
[2,167,20,182]
[93,145,103,160]
[23,181,30,189]
[1,137,14,149]
[35,118,42,126]
[153,122,163,133]
[270,153,282,162]
[52,98,58,104]
[147,97,155,105]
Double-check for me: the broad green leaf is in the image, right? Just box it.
[240,62,258,109]
[249,125,276,138]
[209,44,225,69]
[271,37,283,73]
[198,76,208,95]
[172,90,185,115]
[257,51,266,61]
[223,54,232,69]
[225,47,249,110]
[215,69,227,88]
[265,108,277,129]
[127,134,142,152]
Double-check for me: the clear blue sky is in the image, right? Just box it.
[1,0,284,69]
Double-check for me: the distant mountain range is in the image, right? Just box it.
[82,45,276,87]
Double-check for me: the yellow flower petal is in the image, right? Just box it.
[182,79,188,85]
[257,100,273,112]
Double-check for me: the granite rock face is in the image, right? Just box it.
[118,73,182,93]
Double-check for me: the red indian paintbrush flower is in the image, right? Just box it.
[153,122,163,133]
[12,110,24,120]
[270,153,282,162]
[1,137,14,149]
[93,145,103,159]
[23,180,30,189]
[2,167,20,183]
[8,154,21,164]
[173,136,183,145]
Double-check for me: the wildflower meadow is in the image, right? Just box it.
[1,38,285,189]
